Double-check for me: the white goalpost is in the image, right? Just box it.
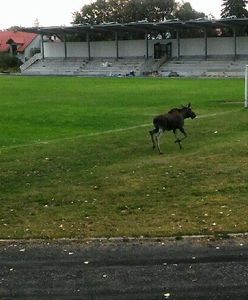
[245,65,248,108]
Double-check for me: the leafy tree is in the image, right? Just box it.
[175,2,206,21]
[127,0,176,22]
[72,0,207,40]
[73,0,177,25]
[7,26,22,31]
[221,0,248,18]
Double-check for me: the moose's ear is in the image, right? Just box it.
[188,102,191,108]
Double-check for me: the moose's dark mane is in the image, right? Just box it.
[167,107,182,114]
[167,106,191,115]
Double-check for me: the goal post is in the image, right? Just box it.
[245,65,248,108]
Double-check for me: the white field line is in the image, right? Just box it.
[0,110,239,151]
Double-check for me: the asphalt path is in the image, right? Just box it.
[1,236,248,299]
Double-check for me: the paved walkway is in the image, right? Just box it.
[1,236,248,299]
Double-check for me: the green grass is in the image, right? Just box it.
[0,76,247,239]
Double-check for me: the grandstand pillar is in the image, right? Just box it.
[41,34,45,60]
[86,32,91,60]
[204,28,208,59]
[64,33,67,60]
[145,31,149,59]
[176,31,180,58]
[115,31,119,60]
[233,27,237,60]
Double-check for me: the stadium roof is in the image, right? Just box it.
[21,17,248,36]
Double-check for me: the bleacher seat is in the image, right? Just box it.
[159,56,248,77]
[22,57,146,76]
[22,55,248,77]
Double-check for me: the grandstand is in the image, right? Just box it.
[159,56,248,77]
[21,55,248,77]
[20,18,248,77]
[22,57,148,77]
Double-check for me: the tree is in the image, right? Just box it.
[71,0,207,40]
[175,2,206,21]
[7,26,22,31]
[126,0,177,22]
[221,0,248,18]
[72,0,177,25]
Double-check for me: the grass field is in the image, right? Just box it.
[0,76,247,239]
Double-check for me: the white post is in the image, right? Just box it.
[245,65,248,108]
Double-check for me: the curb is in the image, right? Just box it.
[1,232,248,244]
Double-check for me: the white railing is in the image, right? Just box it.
[156,55,168,70]
[140,55,168,75]
[20,53,42,72]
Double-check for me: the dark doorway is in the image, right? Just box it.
[11,44,17,55]
[154,42,172,59]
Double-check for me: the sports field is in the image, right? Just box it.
[0,76,247,239]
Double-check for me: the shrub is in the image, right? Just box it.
[0,53,22,72]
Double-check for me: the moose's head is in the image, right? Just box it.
[182,103,196,119]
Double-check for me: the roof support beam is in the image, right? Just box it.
[145,31,149,59]
[233,27,237,59]
[115,31,119,60]
[41,34,45,60]
[204,28,208,59]
[86,32,91,61]
[176,30,180,59]
[64,33,67,59]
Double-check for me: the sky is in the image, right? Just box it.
[0,0,223,30]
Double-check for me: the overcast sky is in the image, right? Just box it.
[0,0,223,30]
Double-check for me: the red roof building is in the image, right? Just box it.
[0,31,40,61]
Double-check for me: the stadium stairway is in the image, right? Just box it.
[159,56,248,77]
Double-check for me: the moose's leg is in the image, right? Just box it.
[173,129,181,143]
[175,127,188,149]
[155,128,164,154]
[149,128,157,150]
[179,127,187,141]
[175,139,183,150]
[173,129,183,150]
[174,128,188,150]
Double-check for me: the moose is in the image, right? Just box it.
[149,103,196,154]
